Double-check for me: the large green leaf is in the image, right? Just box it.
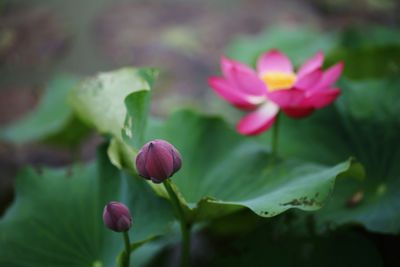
[225,26,338,67]
[270,77,400,234]
[141,110,352,222]
[0,75,87,147]
[68,67,158,170]
[0,145,174,267]
[69,68,157,141]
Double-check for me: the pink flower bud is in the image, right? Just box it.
[103,201,132,232]
[135,139,182,183]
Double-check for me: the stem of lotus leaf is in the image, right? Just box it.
[122,231,131,267]
[271,112,281,160]
[163,179,191,267]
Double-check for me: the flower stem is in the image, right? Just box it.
[122,231,131,267]
[271,112,281,159]
[163,180,191,267]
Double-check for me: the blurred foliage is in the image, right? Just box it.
[226,26,338,68]
[0,75,89,148]
[310,0,398,14]
[227,25,400,80]
[327,26,400,79]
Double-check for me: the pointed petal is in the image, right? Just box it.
[221,56,254,78]
[267,88,306,108]
[304,88,341,109]
[221,56,266,96]
[295,70,323,90]
[146,142,175,180]
[316,62,344,90]
[297,51,324,78]
[135,149,149,178]
[257,49,293,74]
[237,102,279,136]
[158,140,182,173]
[208,77,263,109]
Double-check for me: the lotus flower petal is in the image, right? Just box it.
[221,56,266,96]
[315,62,344,90]
[257,49,293,74]
[237,102,279,136]
[304,88,341,109]
[295,70,323,90]
[297,51,324,78]
[267,88,306,108]
[208,77,264,109]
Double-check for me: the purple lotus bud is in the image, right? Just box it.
[103,201,132,232]
[135,139,182,183]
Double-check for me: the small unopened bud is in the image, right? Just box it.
[135,139,182,183]
[103,201,132,232]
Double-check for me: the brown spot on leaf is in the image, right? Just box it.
[281,196,321,207]
[346,190,364,208]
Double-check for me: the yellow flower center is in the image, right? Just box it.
[261,72,297,91]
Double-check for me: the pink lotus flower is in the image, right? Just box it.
[208,49,343,135]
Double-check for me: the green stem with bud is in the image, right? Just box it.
[163,179,191,267]
[122,231,131,267]
[271,111,281,160]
